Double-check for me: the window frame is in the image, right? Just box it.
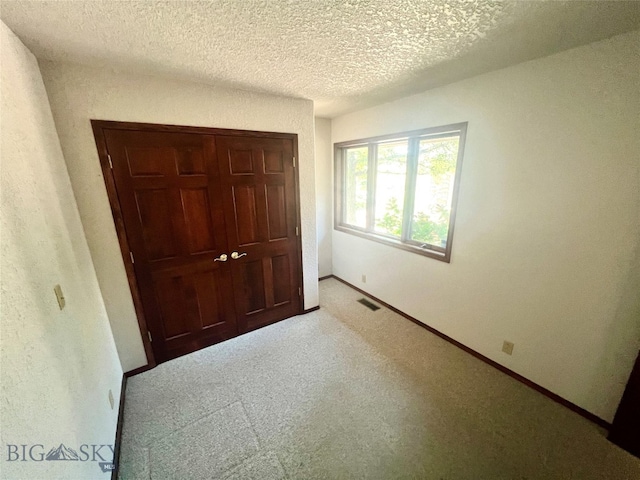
[334,122,468,263]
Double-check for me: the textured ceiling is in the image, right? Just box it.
[1,1,639,117]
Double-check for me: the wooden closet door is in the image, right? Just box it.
[103,129,237,363]
[215,136,302,333]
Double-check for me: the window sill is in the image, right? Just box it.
[334,224,451,263]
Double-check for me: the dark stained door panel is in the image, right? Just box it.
[216,136,301,333]
[96,123,302,364]
[609,351,640,458]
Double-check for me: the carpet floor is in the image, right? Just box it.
[118,278,639,479]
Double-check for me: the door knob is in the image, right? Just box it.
[231,251,247,260]
[214,254,228,262]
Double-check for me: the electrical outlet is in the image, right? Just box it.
[108,389,115,410]
[362,274,366,283]
[502,341,514,355]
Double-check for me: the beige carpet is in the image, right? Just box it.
[118,278,639,479]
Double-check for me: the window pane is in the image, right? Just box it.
[411,136,460,248]
[374,140,408,238]
[344,146,369,228]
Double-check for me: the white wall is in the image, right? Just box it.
[0,22,123,479]
[39,62,319,371]
[330,30,640,422]
[315,117,333,278]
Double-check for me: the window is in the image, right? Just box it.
[334,123,467,262]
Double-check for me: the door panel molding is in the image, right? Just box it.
[215,135,301,334]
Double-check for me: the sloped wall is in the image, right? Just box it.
[0,21,122,479]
